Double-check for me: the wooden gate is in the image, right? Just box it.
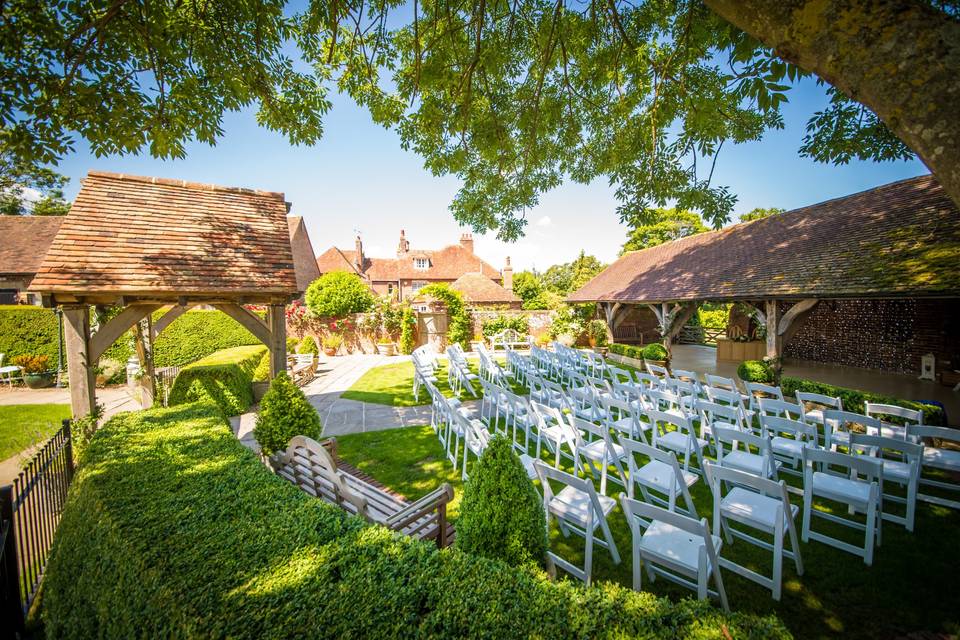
[416,312,448,351]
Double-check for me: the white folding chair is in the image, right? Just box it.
[530,402,578,469]
[648,409,709,474]
[864,402,923,440]
[795,391,842,439]
[907,425,960,510]
[822,409,881,452]
[600,394,649,442]
[705,386,754,426]
[703,462,803,601]
[631,371,662,391]
[850,432,922,531]
[619,435,698,519]
[695,399,748,445]
[757,397,804,422]
[646,362,670,379]
[535,461,621,585]
[760,414,818,478]
[801,447,883,565]
[569,416,628,494]
[744,381,784,413]
[619,495,728,611]
[713,426,780,480]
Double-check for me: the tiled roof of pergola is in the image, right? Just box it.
[31,171,299,304]
[0,216,63,275]
[569,174,960,304]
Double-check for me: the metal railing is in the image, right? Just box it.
[1,420,74,636]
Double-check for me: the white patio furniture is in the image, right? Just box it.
[744,381,784,412]
[864,402,923,440]
[530,401,578,469]
[801,446,883,565]
[569,416,629,494]
[795,390,843,439]
[601,394,649,441]
[0,353,22,387]
[535,461,621,585]
[822,409,882,452]
[645,362,670,379]
[760,414,818,478]
[757,397,804,422]
[619,435,699,519]
[906,425,960,511]
[618,495,728,611]
[850,432,922,531]
[648,409,709,474]
[713,426,780,479]
[703,462,803,601]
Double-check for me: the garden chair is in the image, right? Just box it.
[704,374,751,405]
[530,401,578,469]
[695,399,748,449]
[535,461,621,585]
[608,365,635,386]
[477,377,510,431]
[631,371,662,391]
[647,409,709,474]
[618,435,698,518]
[569,416,629,494]
[907,424,960,510]
[612,380,643,405]
[0,353,23,387]
[712,426,780,480]
[760,414,818,479]
[640,388,687,421]
[703,462,803,601]
[864,402,923,440]
[665,378,700,413]
[757,397,804,422]
[670,368,701,386]
[618,495,728,611]
[506,392,536,453]
[289,353,317,385]
[850,432,922,531]
[273,436,455,548]
[795,390,843,435]
[822,409,882,452]
[744,381,784,413]
[569,385,602,422]
[704,386,754,425]
[645,362,670,379]
[801,446,883,565]
[600,394,649,441]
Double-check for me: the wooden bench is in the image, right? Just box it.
[271,436,455,547]
[488,329,530,351]
[288,353,317,386]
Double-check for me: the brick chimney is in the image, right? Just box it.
[397,229,410,256]
[354,235,364,271]
[459,232,474,254]
[502,256,513,291]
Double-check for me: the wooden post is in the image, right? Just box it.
[134,314,155,409]
[268,304,287,378]
[765,299,782,360]
[61,305,96,419]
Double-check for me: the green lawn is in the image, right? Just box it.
[334,423,960,639]
[341,358,527,407]
[0,404,71,460]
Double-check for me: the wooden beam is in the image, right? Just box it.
[88,303,163,362]
[765,300,781,360]
[134,315,155,409]
[267,304,287,378]
[62,306,95,419]
[778,298,819,344]
[152,304,194,340]
[214,303,272,345]
[662,302,699,356]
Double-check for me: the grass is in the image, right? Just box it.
[0,404,71,460]
[334,422,960,639]
[341,358,526,407]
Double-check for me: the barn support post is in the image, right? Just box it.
[61,305,96,419]
[267,304,287,378]
[765,300,782,360]
[134,314,155,409]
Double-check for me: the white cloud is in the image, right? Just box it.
[536,215,553,227]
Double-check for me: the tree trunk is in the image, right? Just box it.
[704,0,960,208]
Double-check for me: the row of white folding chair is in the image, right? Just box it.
[907,425,960,510]
[459,415,538,482]
[446,347,480,398]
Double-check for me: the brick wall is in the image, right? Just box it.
[783,299,960,374]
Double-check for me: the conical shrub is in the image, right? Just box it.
[254,372,321,456]
[457,435,547,568]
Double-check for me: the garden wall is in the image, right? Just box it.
[784,299,960,375]
[470,309,554,339]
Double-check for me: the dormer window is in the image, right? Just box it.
[413,257,429,270]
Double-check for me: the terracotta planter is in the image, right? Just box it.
[24,372,54,389]
[376,343,396,356]
[323,347,337,357]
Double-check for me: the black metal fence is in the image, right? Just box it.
[1,420,74,637]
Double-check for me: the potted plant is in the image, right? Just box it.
[321,334,343,357]
[641,343,670,370]
[13,355,54,389]
[376,340,396,356]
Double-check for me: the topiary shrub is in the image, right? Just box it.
[298,335,319,356]
[254,372,322,456]
[641,342,668,361]
[0,305,61,362]
[305,272,375,318]
[286,337,299,353]
[738,359,774,383]
[252,351,271,382]
[457,436,548,569]
[399,306,416,354]
[167,346,266,416]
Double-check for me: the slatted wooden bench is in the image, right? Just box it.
[288,353,317,386]
[488,329,529,351]
[271,436,455,547]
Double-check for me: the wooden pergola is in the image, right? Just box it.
[29,171,300,418]
[569,174,960,361]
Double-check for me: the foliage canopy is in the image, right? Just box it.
[305,272,375,319]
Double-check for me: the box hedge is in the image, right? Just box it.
[0,305,62,362]
[738,360,774,383]
[780,377,945,426]
[608,343,643,359]
[167,346,266,416]
[41,401,788,639]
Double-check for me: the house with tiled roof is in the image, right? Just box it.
[450,270,521,308]
[0,216,64,304]
[316,231,514,303]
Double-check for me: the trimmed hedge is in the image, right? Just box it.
[641,343,668,361]
[781,377,945,426]
[168,346,266,416]
[0,305,61,362]
[41,401,788,639]
[738,360,774,383]
[608,343,643,359]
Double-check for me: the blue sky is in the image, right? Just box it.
[54,77,926,272]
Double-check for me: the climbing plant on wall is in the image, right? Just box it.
[418,284,471,349]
